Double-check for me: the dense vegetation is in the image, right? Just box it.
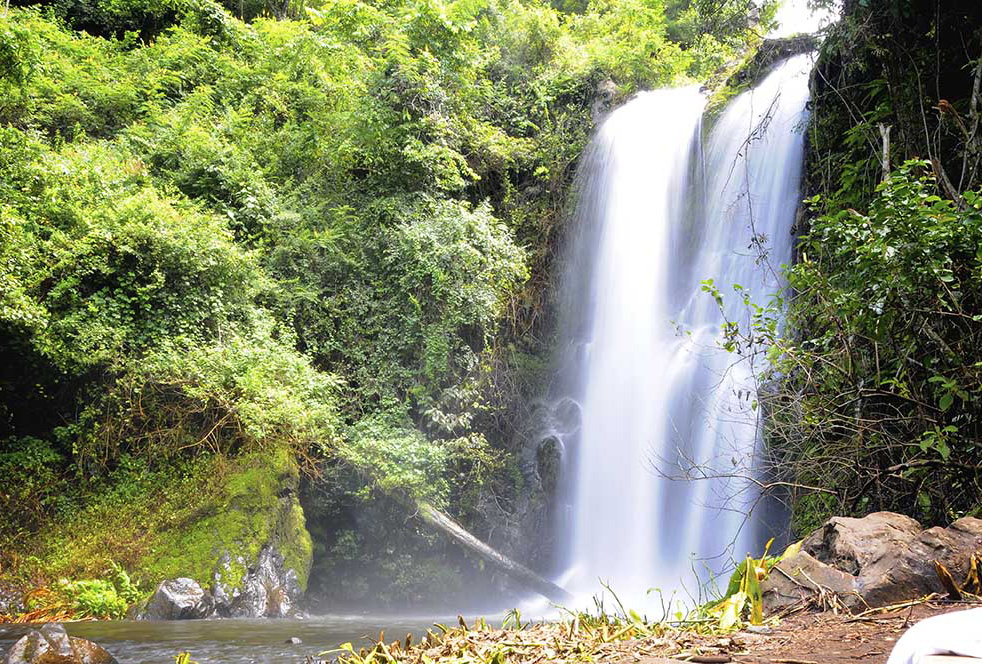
[0,0,773,611]
[724,0,982,535]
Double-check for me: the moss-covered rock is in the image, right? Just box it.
[142,447,310,592]
[137,448,312,617]
[3,447,312,618]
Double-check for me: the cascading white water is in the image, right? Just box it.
[555,54,813,608]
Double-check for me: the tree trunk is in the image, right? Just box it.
[415,500,574,605]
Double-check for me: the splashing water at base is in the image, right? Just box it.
[553,55,813,611]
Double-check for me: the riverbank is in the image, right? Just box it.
[325,599,982,664]
[3,597,979,663]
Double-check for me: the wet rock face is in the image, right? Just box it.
[762,512,982,613]
[727,34,821,89]
[3,624,117,664]
[591,79,618,124]
[213,545,303,618]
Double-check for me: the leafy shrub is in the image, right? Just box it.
[0,437,67,535]
[84,321,342,464]
[0,16,39,88]
[55,564,143,618]
[344,414,452,504]
[38,189,260,371]
[386,198,528,389]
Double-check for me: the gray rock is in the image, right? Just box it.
[209,551,242,618]
[858,516,982,608]
[761,513,982,614]
[761,550,858,613]
[138,542,306,620]
[141,578,212,620]
[284,637,303,645]
[744,625,774,634]
[210,546,303,618]
[3,624,117,664]
[591,79,619,124]
[802,511,922,575]
[232,546,302,618]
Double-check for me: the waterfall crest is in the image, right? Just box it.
[551,55,813,608]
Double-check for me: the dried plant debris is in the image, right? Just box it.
[319,612,756,664]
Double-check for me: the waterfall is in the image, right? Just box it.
[551,54,813,608]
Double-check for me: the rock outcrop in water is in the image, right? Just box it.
[214,544,305,618]
[3,624,116,664]
[762,512,982,612]
[140,543,306,619]
[141,578,212,620]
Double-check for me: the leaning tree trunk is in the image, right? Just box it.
[415,500,574,605]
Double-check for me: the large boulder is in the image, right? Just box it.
[3,624,116,664]
[140,578,212,620]
[801,512,922,575]
[761,513,982,614]
[139,541,307,619]
[858,517,982,607]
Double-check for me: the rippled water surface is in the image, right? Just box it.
[0,615,457,663]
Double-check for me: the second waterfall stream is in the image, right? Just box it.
[550,54,814,609]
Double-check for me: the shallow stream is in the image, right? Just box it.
[0,614,457,663]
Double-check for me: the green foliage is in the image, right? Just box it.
[4,450,311,597]
[715,161,982,531]
[86,322,342,463]
[0,0,767,604]
[0,16,40,89]
[806,0,982,212]
[0,437,67,535]
[345,414,453,504]
[775,162,982,525]
[54,564,143,619]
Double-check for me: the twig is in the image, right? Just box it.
[845,596,936,622]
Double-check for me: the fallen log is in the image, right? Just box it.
[415,500,574,605]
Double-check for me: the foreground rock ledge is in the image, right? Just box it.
[3,624,116,664]
[761,511,982,613]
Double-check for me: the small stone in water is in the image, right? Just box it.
[285,637,303,645]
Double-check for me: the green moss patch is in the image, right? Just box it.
[2,447,312,598]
